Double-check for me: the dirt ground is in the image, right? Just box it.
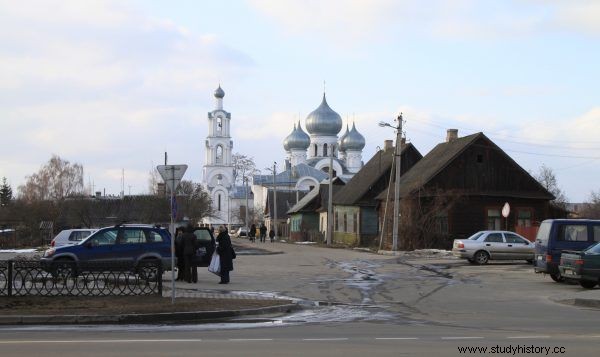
[0,296,291,316]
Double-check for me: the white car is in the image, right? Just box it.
[452,230,534,264]
[50,229,97,247]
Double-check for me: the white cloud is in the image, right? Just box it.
[0,1,254,195]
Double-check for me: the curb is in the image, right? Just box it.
[0,303,301,325]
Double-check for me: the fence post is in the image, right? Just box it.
[7,260,13,297]
[157,262,163,296]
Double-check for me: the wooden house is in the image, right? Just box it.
[377,130,556,249]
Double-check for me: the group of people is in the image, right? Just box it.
[248,223,275,243]
[174,224,234,284]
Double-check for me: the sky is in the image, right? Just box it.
[0,0,599,202]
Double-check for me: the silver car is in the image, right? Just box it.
[452,231,534,264]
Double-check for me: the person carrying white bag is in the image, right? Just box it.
[208,250,220,275]
[213,225,235,284]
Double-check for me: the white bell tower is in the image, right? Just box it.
[202,85,234,225]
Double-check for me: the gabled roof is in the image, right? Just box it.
[394,133,480,198]
[376,132,554,200]
[264,190,306,217]
[230,185,254,199]
[333,143,420,205]
[288,178,346,214]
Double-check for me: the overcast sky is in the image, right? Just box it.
[1,0,599,201]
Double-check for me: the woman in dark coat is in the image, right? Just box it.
[216,225,234,284]
[182,224,198,283]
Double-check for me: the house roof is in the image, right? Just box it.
[230,185,254,199]
[333,143,419,205]
[253,163,328,186]
[376,132,554,200]
[288,177,346,214]
[264,190,306,218]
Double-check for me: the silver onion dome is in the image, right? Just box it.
[338,125,350,152]
[342,123,365,151]
[284,121,310,151]
[305,94,343,136]
[214,85,225,98]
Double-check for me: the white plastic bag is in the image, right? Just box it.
[208,252,220,275]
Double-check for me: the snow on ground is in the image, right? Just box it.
[0,249,38,253]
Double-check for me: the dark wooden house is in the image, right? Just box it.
[287,178,345,242]
[377,130,556,249]
[331,141,422,246]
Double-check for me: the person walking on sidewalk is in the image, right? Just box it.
[175,227,185,281]
[259,223,267,243]
[182,224,198,283]
[216,225,234,284]
[248,223,256,243]
[269,228,275,243]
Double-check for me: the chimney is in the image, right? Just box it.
[383,140,393,152]
[446,129,458,143]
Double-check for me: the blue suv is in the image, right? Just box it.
[41,224,173,276]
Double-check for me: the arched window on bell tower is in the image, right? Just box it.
[216,145,223,164]
[323,143,328,156]
[314,144,318,157]
[216,117,222,133]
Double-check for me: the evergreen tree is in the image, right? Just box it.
[0,177,12,206]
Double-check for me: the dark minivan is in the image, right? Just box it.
[534,219,600,282]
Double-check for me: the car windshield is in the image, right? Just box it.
[585,242,600,254]
[467,232,485,240]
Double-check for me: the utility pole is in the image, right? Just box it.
[272,162,278,240]
[379,113,404,251]
[244,174,249,232]
[392,114,403,251]
[327,148,333,246]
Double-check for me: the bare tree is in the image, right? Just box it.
[176,181,214,223]
[580,190,600,219]
[535,165,568,209]
[232,153,258,185]
[147,164,161,195]
[18,155,84,201]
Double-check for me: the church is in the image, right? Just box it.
[252,92,366,235]
[201,85,253,228]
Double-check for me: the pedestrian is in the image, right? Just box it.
[175,227,185,281]
[269,228,275,243]
[216,225,235,284]
[259,223,267,243]
[182,224,198,283]
[249,223,256,243]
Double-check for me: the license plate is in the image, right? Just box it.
[564,269,576,276]
[537,255,542,261]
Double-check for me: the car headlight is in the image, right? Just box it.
[44,248,56,258]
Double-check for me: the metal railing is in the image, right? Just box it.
[0,260,162,297]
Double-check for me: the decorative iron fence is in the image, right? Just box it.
[0,260,162,297]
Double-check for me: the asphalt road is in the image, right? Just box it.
[1,240,599,356]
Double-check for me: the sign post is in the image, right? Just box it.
[502,202,510,231]
[157,164,188,304]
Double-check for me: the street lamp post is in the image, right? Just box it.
[379,113,403,251]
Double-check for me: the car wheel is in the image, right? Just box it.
[51,259,76,279]
[579,280,597,289]
[137,260,160,281]
[550,273,564,283]
[473,251,489,265]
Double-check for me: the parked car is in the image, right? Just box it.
[192,226,216,267]
[534,219,600,282]
[41,224,173,277]
[559,242,600,289]
[50,229,97,247]
[233,227,248,238]
[452,230,534,265]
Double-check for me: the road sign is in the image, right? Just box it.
[156,165,188,193]
[502,202,510,218]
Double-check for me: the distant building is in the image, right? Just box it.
[201,86,253,228]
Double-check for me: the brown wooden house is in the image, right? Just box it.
[331,140,422,246]
[376,130,556,250]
